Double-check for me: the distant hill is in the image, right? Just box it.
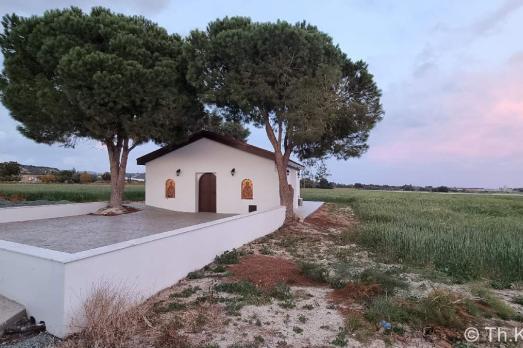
[20,164,60,175]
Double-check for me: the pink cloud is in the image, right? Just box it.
[370,55,523,163]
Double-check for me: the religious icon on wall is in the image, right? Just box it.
[165,179,175,198]
[241,179,253,200]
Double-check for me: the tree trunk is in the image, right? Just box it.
[264,117,295,223]
[106,137,131,210]
[274,152,295,222]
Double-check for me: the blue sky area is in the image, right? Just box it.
[1,0,522,188]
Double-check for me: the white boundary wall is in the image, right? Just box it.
[0,206,285,337]
[0,202,107,223]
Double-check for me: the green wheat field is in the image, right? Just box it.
[302,188,523,283]
[0,183,145,204]
[1,184,521,283]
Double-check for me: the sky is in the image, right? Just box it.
[0,0,522,188]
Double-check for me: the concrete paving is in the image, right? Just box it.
[0,206,233,253]
[0,295,26,336]
[295,201,324,221]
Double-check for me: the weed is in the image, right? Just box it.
[215,249,242,264]
[298,314,307,323]
[158,301,186,312]
[344,314,374,342]
[269,282,293,300]
[215,281,261,297]
[513,296,523,306]
[472,286,516,320]
[278,298,296,309]
[366,290,486,330]
[292,326,303,334]
[278,234,299,249]
[299,261,329,283]
[187,270,205,279]
[170,286,201,298]
[302,304,314,310]
[365,296,411,325]
[414,290,468,328]
[211,264,227,273]
[260,245,273,255]
[331,329,348,346]
[61,283,146,348]
[215,281,270,315]
[358,268,408,294]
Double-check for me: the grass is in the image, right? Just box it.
[513,296,523,306]
[365,290,480,329]
[0,183,144,204]
[358,268,408,294]
[302,188,523,283]
[471,286,517,320]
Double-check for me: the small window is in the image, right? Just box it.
[241,179,253,200]
[248,205,257,212]
[165,179,175,198]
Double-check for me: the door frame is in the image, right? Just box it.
[196,172,217,213]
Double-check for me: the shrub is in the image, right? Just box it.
[79,172,94,184]
[60,283,145,348]
[214,281,271,314]
[40,174,57,183]
[298,261,329,283]
[215,281,261,297]
[269,283,293,301]
[187,270,204,279]
[215,249,242,264]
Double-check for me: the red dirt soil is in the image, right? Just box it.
[330,282,383,304]
[304,207,350,229]
[228,255,320,290]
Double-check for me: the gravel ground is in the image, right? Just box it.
[0,333,59,348]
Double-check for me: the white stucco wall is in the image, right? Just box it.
[0,206,286,338]
[0,202,107,223]
[0,243,66,335]
[145,138,300,214]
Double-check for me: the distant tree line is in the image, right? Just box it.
[0,161,113,184]
[346,183,456,192]
[0,161,21,181]
[326,183,523,193]
[300,160,335,189]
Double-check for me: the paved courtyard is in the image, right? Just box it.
[0,205,233,253]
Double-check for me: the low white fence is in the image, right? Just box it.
[0,202,107,223]
[0,205,285,337]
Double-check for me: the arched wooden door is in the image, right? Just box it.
[198,173,216,212]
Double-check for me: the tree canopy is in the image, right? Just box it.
[0,8,246,210]
[0,7,201,145]
[186,17,383,218]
